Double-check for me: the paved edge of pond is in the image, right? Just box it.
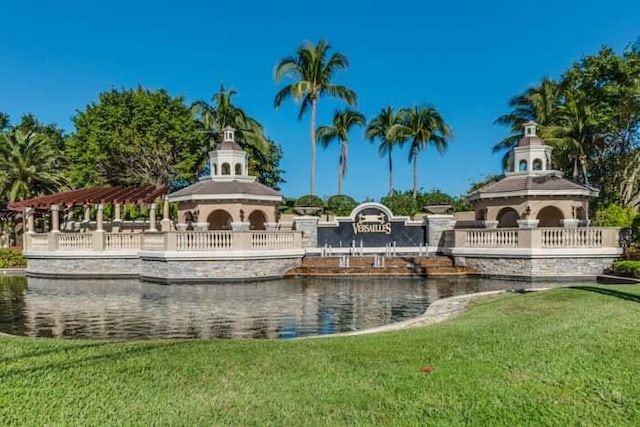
[0,268,26,276]
[299,289,545,340]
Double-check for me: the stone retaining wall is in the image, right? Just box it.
[139,256,303,283]
[26,255,139,278]
[459,255,618,281]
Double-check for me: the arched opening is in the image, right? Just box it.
[248,210,267,230]
[235,163,242,175]
[536,206,564,227]
[207,210,232,230]
[212,163,218,176]
[221,163,230,175]
[496,207,519,228]
[184,211,195,231]
[518,160,528,172]
[532,158,543,171]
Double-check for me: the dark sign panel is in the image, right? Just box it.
[317,204,425,247]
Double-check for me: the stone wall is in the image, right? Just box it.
[27,255,140,278]
[139,255,302,283]
[459,255,618,281]
[424,215,455,250]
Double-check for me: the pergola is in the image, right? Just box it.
[8,186,169,233]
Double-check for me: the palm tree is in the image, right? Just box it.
[274,40,356,195]
[493,78,560,167]
[399,105,452,199]
[0,129,66,202]
[365,107,406,196]
[545,98,594,185]
[316,109,365,194]
[192,84,270,166]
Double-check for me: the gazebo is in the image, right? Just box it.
[467,122,599,228]
[167,127,283,232]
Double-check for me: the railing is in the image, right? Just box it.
[176,232,233,251]
[452,227,620,249]
[541,228,603,248]
[464,229,519,248]
[25,230,301,252]
[251,232,297,249]
[105,233,142,251]
[57,233,93,251]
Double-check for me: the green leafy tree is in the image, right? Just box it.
[67,87,201,187]
[365,107,406,196]
[593,204,636,227]
[317,108,365,194]
[274,40,356,195]
[398,105,452,199]
[0,129,66,202]
[0,113,9,131]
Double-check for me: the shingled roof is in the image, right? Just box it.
[468,172,598,201]
[168,180,281,201]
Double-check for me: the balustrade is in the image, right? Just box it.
[105,233,142,250]
[57,233,93,250]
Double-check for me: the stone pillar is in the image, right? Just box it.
[231,222,250,231]
[193,223,209,232]
[112,203,122,232]
[517,219,539,229]
[160,198,172,232]
[148,203,157,232]
[561,219,580,228]
[50,204,60,233]
[26,207,35,233]
[96,204,104,232]
[424,214,455,250]
[293,216,319,248]
[83,204,91,222]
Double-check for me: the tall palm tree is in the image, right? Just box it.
[316,109,366,194]
[274,40,356,195]
[399,105,452,199]
[365,107,406,196]
[0,129,66,202]
[493,78,560,167]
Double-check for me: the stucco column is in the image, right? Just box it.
[112,203,122,232]
[293,216,319,248]
[423,214,455,251]
[96,204,104,232]
[26,207,35,234]
[50,204,60,233]
[161,198,172,232]
[83,204,91,222]
[148,203,157,232]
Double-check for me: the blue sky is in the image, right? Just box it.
[1,0,638,201]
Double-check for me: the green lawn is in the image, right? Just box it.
[1,285,639,425]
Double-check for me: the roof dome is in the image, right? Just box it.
[216,126,243,151]
[517,121,544,147]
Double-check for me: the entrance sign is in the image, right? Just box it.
[317,203,425,248]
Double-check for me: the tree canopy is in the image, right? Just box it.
[66,87,202,188]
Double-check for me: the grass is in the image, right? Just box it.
[1,285,640,425]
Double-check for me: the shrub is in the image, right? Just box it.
[295,194,324,208]
[623,246,640,261]
[612,260,640,278]
[593,204,636,227]
[325,195,357,216]
[0,249,26,268]
[380,192,418,217]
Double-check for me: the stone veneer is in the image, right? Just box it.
[458,255,618,281]
[139,254,302,283]
[26,254,139,278]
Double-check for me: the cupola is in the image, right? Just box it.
[206,126,251,181]
[506,121,553,175]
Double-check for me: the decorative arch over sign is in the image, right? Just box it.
[347,202,395,220]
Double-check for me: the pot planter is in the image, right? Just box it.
[294,206,322,216]
[422,204,453,214]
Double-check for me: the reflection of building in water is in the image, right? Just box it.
[19,277,435,339]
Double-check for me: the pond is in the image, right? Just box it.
[1,276,522,340]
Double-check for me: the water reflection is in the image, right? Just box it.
[0,276,518,340]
